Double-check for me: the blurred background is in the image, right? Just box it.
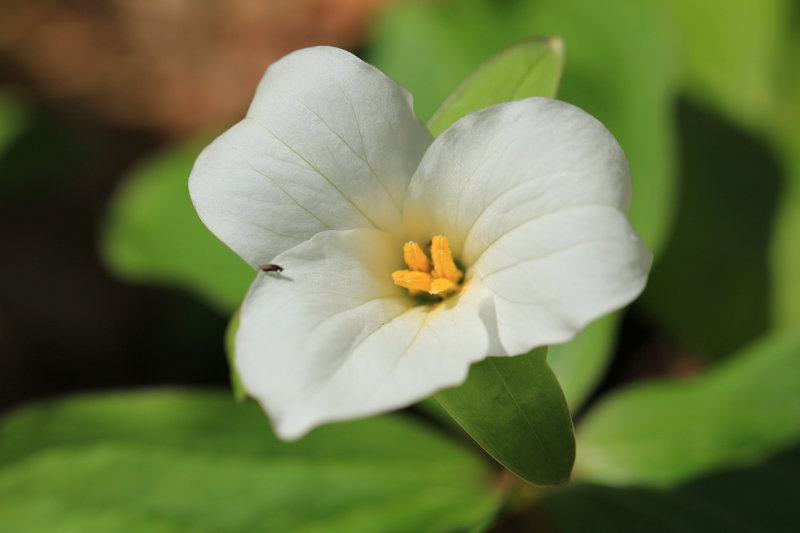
[0,0,798,531]
[0,0,386,410]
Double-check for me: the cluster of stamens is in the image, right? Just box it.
[392,235,463,297]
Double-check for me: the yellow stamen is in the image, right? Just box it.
[429,277,456,295]
[430,235,463,285]
[393,235,463,298]
[403,241,431,272]
[392,269,432,292]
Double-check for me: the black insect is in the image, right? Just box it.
[259,264,284,273]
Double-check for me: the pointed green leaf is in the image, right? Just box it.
[436,348,575,486]
[427,36,564,136]
[0,390,501,533]
[102,139,253,312]
[575,332,800,488]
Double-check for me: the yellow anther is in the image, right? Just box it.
[403,241,431,272]
[429,277,456,295]
[430,235,462,285]
[393,235,462,299]
[392,270,432,292]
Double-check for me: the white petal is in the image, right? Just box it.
[474,206,651,355]
[403,97,650,355]
[236,228,492,440]
[403,97,632,265]
[190,47,432,268]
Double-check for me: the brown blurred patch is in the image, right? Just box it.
[622,338,708,381]
[0,0,387,136]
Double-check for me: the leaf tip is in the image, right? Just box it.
[543,35,564,55]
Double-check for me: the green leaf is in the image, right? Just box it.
[102,139,253,312]
[544,443,800,532]
[436,348,575,486]
[547,314,619,411]
[427,36,564,136]
[0,390,501,533]
[574,332,800,488]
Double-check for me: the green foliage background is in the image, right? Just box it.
[1,0,799,531]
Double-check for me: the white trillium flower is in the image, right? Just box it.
[189,46,652,440]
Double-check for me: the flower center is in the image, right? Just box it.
[392,235,463,297]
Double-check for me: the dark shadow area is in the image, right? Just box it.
[0,104,230,414]
[576,309,705,423]
[640,98,783,359]
[542,442,800,532]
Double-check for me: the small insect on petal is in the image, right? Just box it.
[260,264,284,273]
